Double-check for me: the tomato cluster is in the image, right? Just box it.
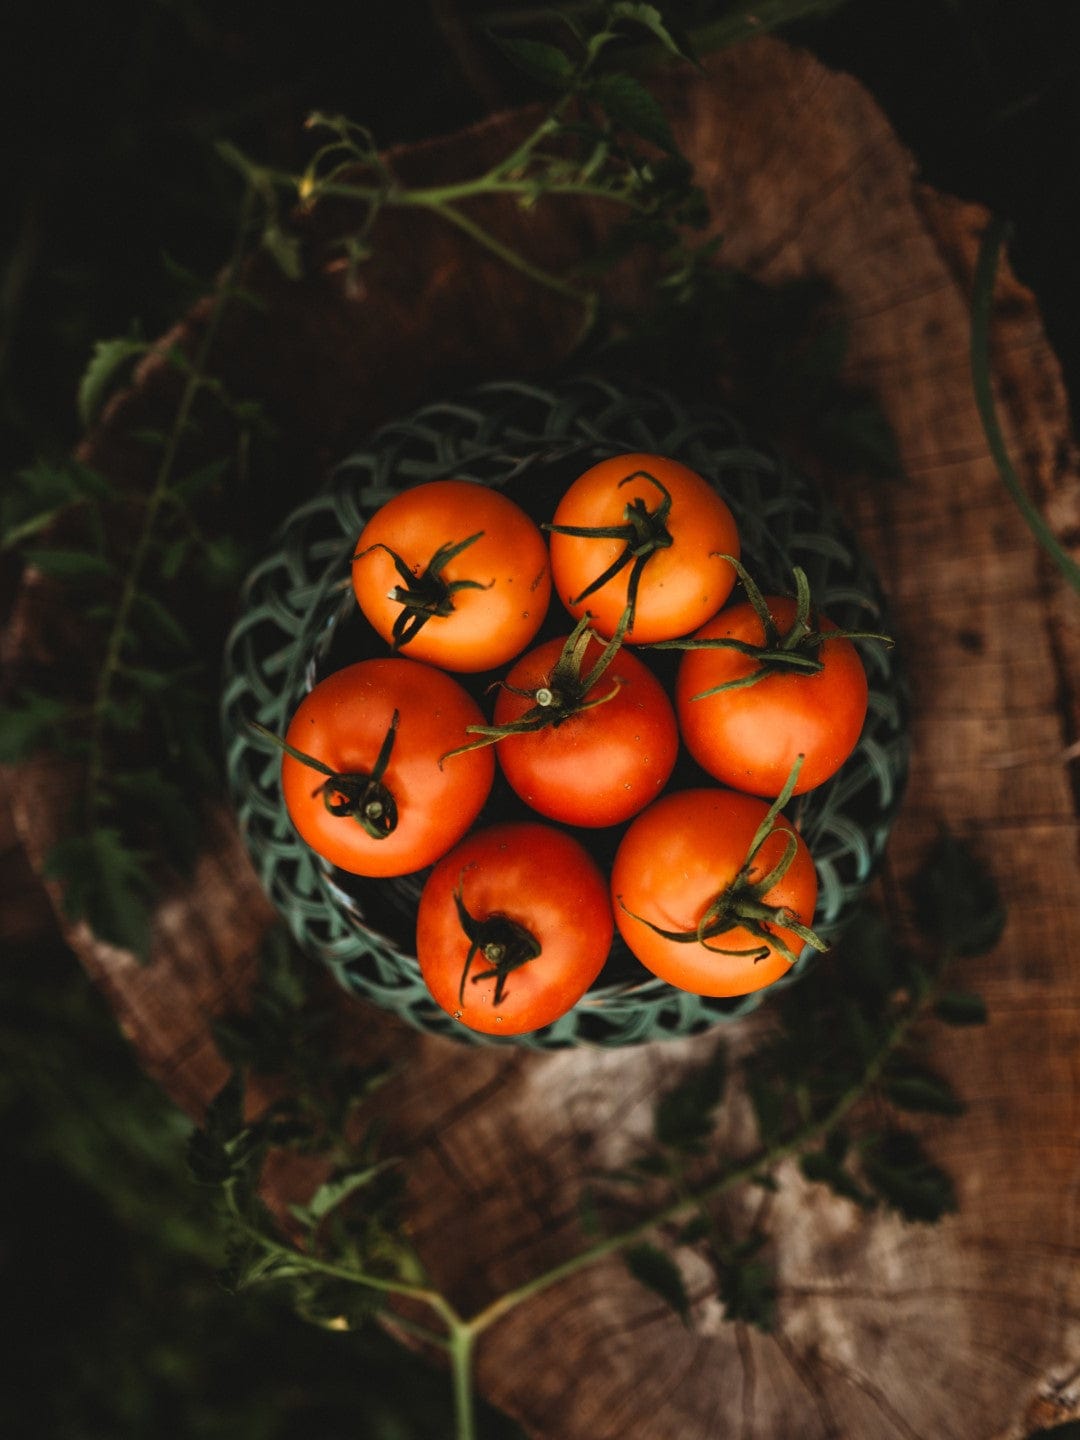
[265,453,886,1037]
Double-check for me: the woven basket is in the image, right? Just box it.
[222,375,908,1048]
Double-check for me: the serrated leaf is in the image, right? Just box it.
[715,1240,776,1332]
[909,832,1005,957]
[623,1242,690,1324]
[301,1161,398,1225]
[77,336,148,429]
[799,1148,876,1209]
[22,547,114,580]
[0,692,69,761]
[490,35,576,89]
[654,1048,726,1152]
[42,828,154,959]
[861,1129,958,1224]
[591,71,677,152]
[933,991,988,1026]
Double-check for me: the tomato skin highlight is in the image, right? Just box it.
[675,596,870,797]
[351,479,552,672]
[281,659,494,877]
[611,787,819,997]
[490,633,680,828]
[416,822,614,1035]
[547,452,740,643]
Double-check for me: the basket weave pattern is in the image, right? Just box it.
[222,377,908,1048]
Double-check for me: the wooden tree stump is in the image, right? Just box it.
[5,35,1080,1440]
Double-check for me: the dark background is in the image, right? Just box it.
[3,3,1077,1437]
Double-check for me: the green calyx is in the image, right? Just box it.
[441,606,630,762]
[248,710,400,841]
[652,556,893,698]
[453,886,542,1008]
[619,758,829,968]
[354,531,490,650]
[543,468,674,630]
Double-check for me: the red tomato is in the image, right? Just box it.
[546,452,740,643]
[611,787,820,997]
[351,479,551,672]
[488,629,679,828]
[416,822,613,1035]
[279,659,494,877]
[675,595,869,797]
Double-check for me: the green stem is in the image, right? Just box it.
[448,1324,478,1440]
[971,217,1080,595]
[463,971,936,1339]
[83,184,258,821]
[427,198,599,318]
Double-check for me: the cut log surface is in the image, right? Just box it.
[5,35,1080,1440]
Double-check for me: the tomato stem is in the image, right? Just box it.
[247,711,401,841]
[452,886,542,1007]
[353,532,490,650]
[618,757,830,968]
[543,469,675,632]
[440,607,631,762]
[650,557,893,698]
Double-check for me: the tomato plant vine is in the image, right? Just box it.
[192,833,999,1440]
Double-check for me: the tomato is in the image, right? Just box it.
[471,622,679,827]
[545,452,740,643]
[674,594,870,797]
[351,479,551,672]
[278,659,494,877]
[611,787,821,997]
[416,822,613,1035]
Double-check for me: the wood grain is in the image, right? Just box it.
[4,34,1080,1440]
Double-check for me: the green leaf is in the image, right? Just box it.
[130,591,195,653]
[884,1068,965,1117]
[22,547,114,580]
[746,1074,785,1146]
[654,1047,726,1152]
[171,456,231,506]
[0,692,69,761]
[199,535,249,587]
[909,832,1005,957]
[610,2,698,63]
[861,1130,958,1224]
[591,71,677,152]
[799,1146,876,1209]
[715,1236,776,1331]
[42,828,155,960]
[112,769,202,870]
[490,35,577,89]
[261,223,304,281]
[296,1161,399,1226]
[623,1242,690,1324]
[77,335,149,429]
[933,991,988,1026]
